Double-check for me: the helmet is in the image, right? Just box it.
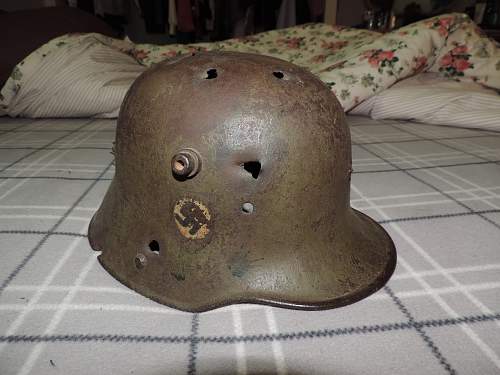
[88,51,396,312]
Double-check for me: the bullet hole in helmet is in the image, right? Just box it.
[273,71,284,79]
[149,240,160,254]
[206,68,217,79]
[242,161,261,179]
[242,202,254,214]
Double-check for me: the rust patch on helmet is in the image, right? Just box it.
[174,198,211,239]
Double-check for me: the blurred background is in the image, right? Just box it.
[1,0,499,44]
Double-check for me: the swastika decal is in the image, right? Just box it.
[174,198,211,240]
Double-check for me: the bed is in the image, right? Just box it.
[2,12,500,126]
[1,7,500,375]
[0,115,499,375]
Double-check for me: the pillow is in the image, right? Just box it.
[350,73,500,131]
[0,6,118,88]
[0,33,144,118]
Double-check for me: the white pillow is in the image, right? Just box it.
[351,73,500,131]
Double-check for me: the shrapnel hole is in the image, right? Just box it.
[206,68,217,79]
[149,240,160,254]
[243,161,261,179]
[242,202,254,214]
[273,71,284,79]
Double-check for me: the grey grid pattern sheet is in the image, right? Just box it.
[0,115,499,375]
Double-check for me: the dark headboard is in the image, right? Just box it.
[0,6,118,87]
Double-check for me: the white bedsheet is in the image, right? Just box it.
[1,116,500,375]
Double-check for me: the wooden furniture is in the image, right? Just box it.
[324,0,339,25]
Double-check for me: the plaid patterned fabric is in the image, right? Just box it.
[0,116,499,375]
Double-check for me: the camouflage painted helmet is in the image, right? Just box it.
[88,51,396,312]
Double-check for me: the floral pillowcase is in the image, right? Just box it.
[2,13,499,114]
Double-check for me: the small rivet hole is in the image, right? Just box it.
[242,202,254,214]
[206,68,217,79]
[273,71,284,79]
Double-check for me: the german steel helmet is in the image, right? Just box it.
[88,51,396,312]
